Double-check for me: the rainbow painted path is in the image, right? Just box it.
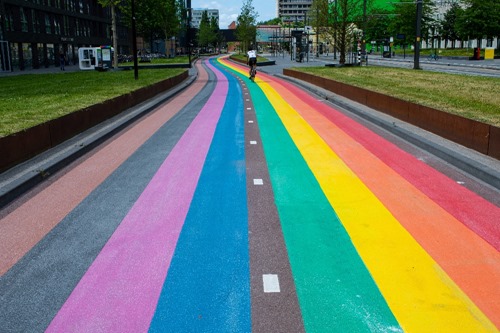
[0,57,498,332]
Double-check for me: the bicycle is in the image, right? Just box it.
[428,53,439,61]
[249,63,257,81]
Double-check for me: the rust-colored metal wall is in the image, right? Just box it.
[0,71,188,172]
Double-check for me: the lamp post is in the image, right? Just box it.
[333,0,337,61]
[413,0,422,70]
[131,0,138,80]
[186,0,191,68]
[362,0,367,64]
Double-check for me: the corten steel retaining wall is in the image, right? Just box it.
[284,69,500,160]
[0,71,188,172]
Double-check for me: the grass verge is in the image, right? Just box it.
[0,68,186,137]
[118,56,191,67]
[230,54,270,62]
[292,66,500,127]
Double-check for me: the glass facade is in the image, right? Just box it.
[0,0,121,71]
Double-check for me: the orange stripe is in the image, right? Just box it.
[262,73,500,329]
[0,63,208,276]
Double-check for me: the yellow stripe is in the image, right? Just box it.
[252,78,497,332]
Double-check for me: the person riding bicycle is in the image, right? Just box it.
[247,45,257,79]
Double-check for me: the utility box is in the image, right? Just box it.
[473,47,481,60]
[78,46,113,71]
[96,46,113,71]
[485,47,495,60]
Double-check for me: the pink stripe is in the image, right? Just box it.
[46,60,228,333]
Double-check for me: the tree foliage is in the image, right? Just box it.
[97,0,120,65]
[388,0,436,44]
[258,17,282,25]
[439,3,461,48]
[197,10,212,47]
[331,0,364,64]
[120,0,180,52]
[310,0,333,46]
[236,0,258,53]
[455,0,500,45]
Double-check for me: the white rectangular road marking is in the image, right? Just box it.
[253,179,263,185]
[250,141,257,145]
[248,120,254,123]
[263,274,280,293]
[247,107,252,110]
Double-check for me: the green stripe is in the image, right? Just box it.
[219,63,401,332]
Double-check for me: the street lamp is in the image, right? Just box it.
[131,0,138,80]
[413,0,422,69]
[186,0,192,68]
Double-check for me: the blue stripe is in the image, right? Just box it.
[148,58,250,332]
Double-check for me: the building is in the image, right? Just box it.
[277,0,313,24]
[190,8,219,29]
[0,0,130,71]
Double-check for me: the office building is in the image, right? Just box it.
[277,0,313,24]
[190,8,219,29]
[0,0,129,71]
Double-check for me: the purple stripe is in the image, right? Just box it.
[46,60,228,333]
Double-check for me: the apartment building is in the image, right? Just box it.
[0,0,130,71]
[190,8,219,29]
[277,0,313,24]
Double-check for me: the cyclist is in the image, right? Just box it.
[247,45,257,79]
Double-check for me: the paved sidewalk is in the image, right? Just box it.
[258,51,500,76]
[0,64,81,76]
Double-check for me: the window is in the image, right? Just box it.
[63,16,69,35]
[54,17,61,35]
[31,9,40,33]
[5,8,14,32]
[45,14,51,34]
[20,8,29,32]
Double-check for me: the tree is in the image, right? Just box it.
[332,0,364,64]
[310,0,332,55]
[236,0,258,53]
[439,3,461,48]
[98,0,120,68]
[456,0,500,48]
[197,11,212,49]
[364,7,395,49]
[388,0,436,46]
[158,0,180,56]
[210,16,221,47]
[258,17,282,25]
[120,0,179,55]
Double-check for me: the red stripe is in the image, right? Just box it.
[266,72,500,251]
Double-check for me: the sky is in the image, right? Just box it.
[192,0,277,29]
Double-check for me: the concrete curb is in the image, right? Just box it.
[0,66,199,209]
[275,73,500,192]
[283,69,500,159]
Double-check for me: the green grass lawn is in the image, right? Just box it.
[118,56,191,67]
[230,54,270,62]
[392,48,499,57]
[0,68,186,137]
[293,66,500,127]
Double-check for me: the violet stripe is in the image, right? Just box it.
[46,61,228,333]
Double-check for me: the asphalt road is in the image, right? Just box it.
[0,56,499,332]
[262,51,500,78]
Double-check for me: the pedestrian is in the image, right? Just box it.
[59,50,65,71]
